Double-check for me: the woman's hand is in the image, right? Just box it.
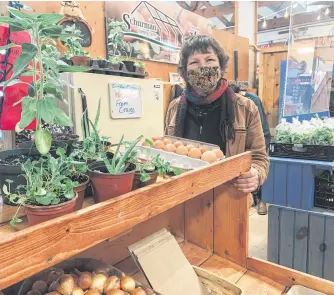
[234,167,260,193]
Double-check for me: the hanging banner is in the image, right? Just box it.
[0,26,36,131]
[105,1,212,64]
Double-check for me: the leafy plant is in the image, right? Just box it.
[133,139,181,182]
[3,148,79,227]
[71,99,110,162]
[108,56,123,65]
[107,18,128,56]
[0,7,87,155]
[134,61,144,68]
[63,24,87,58]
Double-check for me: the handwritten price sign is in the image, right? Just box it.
[109,82,142,119]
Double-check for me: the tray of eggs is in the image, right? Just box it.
[137,136,225,172]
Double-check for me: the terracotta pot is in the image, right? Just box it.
[72,56,91,67]
[132,170,158,190]
[24,194,78,226]
[73,176,90,211]
[88,161,135,203]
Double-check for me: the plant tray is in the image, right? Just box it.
[314,171,334,211]
[18,258,160,295]
[87,67,147,79]
[269,143,334,162]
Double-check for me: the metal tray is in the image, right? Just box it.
[18,258,160,295]
[135,146,209,172]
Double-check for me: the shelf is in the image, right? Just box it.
[0,152,252,290]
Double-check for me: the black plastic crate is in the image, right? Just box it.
[269,143,334,162]
[314,171,334,211]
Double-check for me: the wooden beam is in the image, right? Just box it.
[0,152,251,290]
[176,1,202,12]
[247,257,334,295]
[257,1,286,8]
[234,1,239,36]
[194,3,235,18]
[259,10,334,31]
[204,1,234,27]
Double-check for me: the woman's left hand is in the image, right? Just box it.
[234,167,260,193]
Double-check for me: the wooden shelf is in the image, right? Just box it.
[1,151,334,295]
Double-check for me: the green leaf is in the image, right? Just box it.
[10,216,22,227]
[2,184,9,195]
[20,70,36,77]
[145,138,153,147]
[40,25,63,37]
[54,109,73,127]
[35,187,47,196]
[22,43,37,55]
[34,128,52,155]
[44,83,63,100]
[36,98,56,124]
[0,43,17,51]
[18,97,36,129]
[13,48,36,78]
[10,22,29,32]
[0,16,17,24]
[140,172,151,183]
[58,65,89,72]
[36,195,52,205]
[8,7,36,20]
[37,13,64,25]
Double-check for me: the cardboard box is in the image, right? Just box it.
[128,229,241,295]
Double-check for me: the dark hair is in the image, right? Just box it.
[229,82,240,93]
[178,35,230,80]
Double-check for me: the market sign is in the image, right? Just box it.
[105,1,212,64]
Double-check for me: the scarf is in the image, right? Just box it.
[174,79,235,145]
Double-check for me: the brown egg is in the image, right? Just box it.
[212,149,224,159]
[152,136,163,142]
[164,143,176,153]
[186,144,195,150]
[163,138,172,145]
[188,148,202,159]
[200,146,209,154]
[173,140,184,148]
[153,140,165,150]
[201,151,217,163]
[175,145,188,156]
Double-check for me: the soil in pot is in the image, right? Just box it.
[88,161,136,203]
[72,56,91,67]
[0,149,42,205]
[17,140,68,157]
[73,175,90,211]
[24,194,78,226]
[132,170,158,190]
[53,133,79,155]
[123,60,135,72]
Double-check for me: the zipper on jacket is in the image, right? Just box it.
[200,125,203,135]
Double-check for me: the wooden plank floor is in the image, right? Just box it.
[115,240,288,295]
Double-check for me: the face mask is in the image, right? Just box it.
[187,66,221,94]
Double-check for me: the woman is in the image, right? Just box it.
[165,35,269,193]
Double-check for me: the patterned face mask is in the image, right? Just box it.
[187,66,221,94]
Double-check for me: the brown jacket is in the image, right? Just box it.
[165,94,269,184]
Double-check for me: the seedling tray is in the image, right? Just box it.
[269,143,334,162]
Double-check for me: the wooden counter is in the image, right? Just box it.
[1,152,334,294]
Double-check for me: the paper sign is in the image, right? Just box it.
[109,82,142,119]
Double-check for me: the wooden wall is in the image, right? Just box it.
[259,47,288,129]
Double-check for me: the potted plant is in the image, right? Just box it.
[121,42,135,72]
[63,24,91,67]
[132,139,181,190]
[107,18,128,57]
[108,56,123,70]
[4,149,79,227]
[134,61,145,74]
[0,149,42,205]
[88,127,141,203]
[57,148,89,211]
[0,7,87,155]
